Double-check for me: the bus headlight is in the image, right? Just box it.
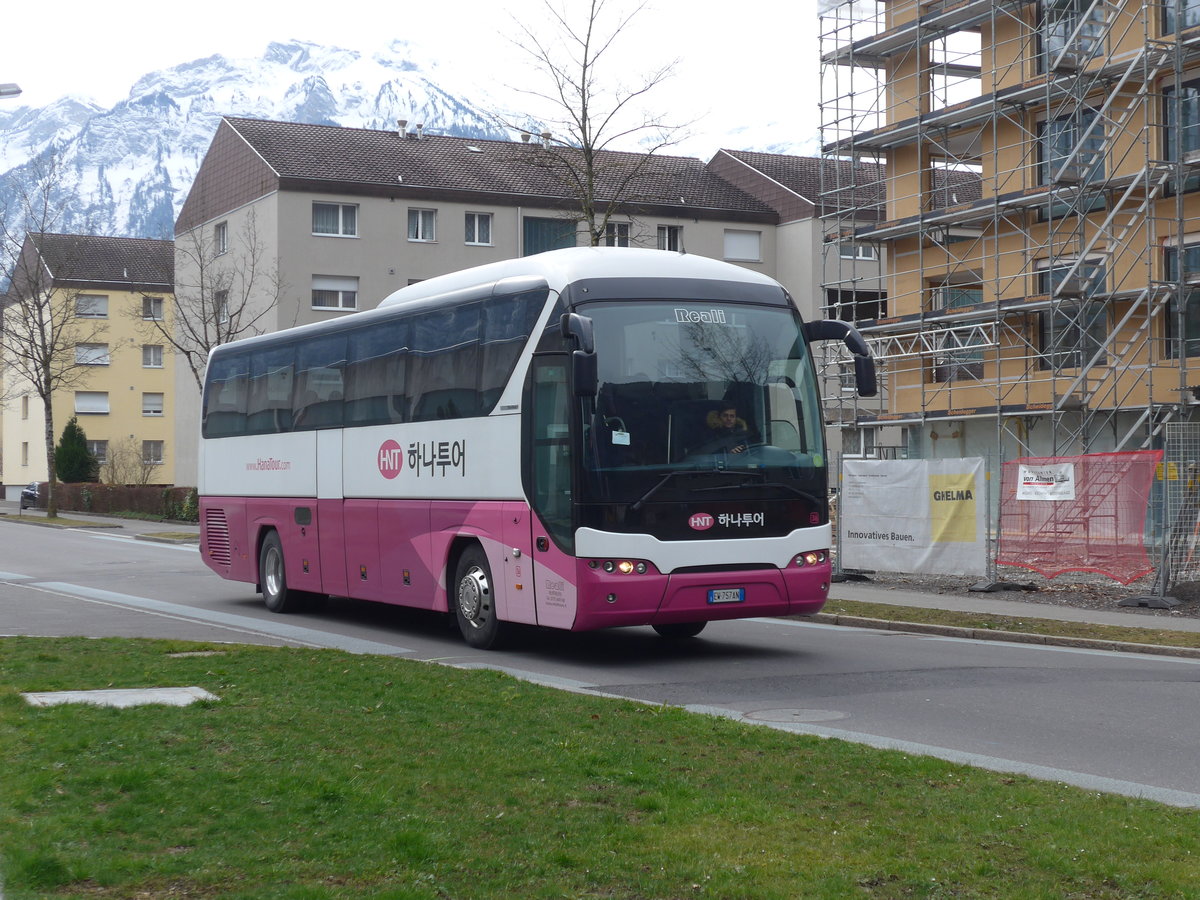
[794,550,829,568]
[593,559,650,575]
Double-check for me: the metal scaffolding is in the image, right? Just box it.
[818,0,1200,460]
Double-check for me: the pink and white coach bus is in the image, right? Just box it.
[199,247,875,648]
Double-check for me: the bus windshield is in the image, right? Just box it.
[581,299,826,505]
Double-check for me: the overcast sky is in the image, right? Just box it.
[3,0,820,158]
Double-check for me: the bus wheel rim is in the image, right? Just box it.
[458,566,489,626]
[265,547,283,597]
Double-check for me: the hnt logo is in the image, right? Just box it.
[689,513,714,531]
[378,440,404,479]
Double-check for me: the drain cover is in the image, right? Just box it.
[743,708,848,724]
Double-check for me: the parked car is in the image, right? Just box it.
[19,482,38,510]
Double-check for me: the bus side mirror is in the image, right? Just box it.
[803,319,877,398]
[560,313,598,397]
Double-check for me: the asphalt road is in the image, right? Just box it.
[4,513,1200,808]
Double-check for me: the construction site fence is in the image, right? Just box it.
[834,430,1200,598]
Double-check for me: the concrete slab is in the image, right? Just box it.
[21,686,219,708]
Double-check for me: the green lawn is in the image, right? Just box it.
[2,636,1197,899]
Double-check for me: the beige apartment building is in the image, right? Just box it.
[820,0,1200,460]
[2,233,175,496]
[171,116,806,484]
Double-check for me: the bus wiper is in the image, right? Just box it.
[757,482,825,506]
[629,472,681,513]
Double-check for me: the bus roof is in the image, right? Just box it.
[378,247,783,309]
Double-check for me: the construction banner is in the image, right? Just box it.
[840,457,987,575]
[996,451,1162,585]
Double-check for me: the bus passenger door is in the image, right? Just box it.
[526,356,578,629]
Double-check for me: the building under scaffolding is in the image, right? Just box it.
[819,0,1200,460]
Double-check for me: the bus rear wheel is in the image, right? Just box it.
[653,621,707,639]
[454,546,505,649]
[259,530,323,613]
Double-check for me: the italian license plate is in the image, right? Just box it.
[708,587,745,604]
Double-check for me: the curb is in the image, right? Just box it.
[134,533,200,545]
[810,612,1200,660]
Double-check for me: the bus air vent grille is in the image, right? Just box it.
[205,508,232,567]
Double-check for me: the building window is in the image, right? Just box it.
[1164,245,1200,358]
[603,222,630,247]
[214,221,229,255]
[1039,109,1105,187]
[215,290,230,324]
[312,275,359,310]
[1165,0,1200,32]
[143,344,163,368]
[76,294,108,318]
[1036,261,1108,370]
[523,217,577,255]
[826,289,887,323]
[465,212,492,245]
[142,440,164,465]
[87,440,108,465]
[657,225,683,252]
[724,229,762,262]
[21,442,29,466]
[143,392,164,416]
[1164,81,1200,168]
[839,241,878,260]
[75,343,110,366]
[313,202,358,237]
[1040,0,1104,71]
[21,395,28,420]
[75,391,110,415]
[408,208,437,242]
[142,296,164,320]
[843,427,876,458]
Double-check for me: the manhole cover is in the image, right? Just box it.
[744,708,848,724]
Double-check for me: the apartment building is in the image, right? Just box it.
[820,0,1200,460]
[171,116,790,484]
[2,233,175,495]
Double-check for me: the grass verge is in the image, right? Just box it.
[821,598,1200,652]
[2,635,1199,899]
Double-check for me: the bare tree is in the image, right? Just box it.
[505,0,690,245]
[138,209,287,394]
[100,435,161,486]
[0,153,107,517]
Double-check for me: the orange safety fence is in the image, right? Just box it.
[996,450,1163,585]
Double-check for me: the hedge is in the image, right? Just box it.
[28,483,199,522]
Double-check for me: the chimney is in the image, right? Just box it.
[540,131,552,149]
[397,118,407,136]
[415,123,424,140]
[521,131,531,143]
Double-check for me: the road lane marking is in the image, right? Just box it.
[29,582,414,656]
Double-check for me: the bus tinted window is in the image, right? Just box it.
[203,353,249,437]
[294,334,347,430]
[481,290,545,408]
[246,345,295,435]
[410,303,481,421]
[345,319,409,427]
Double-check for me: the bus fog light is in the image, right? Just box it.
[635,562,647,574]
[795,550,829,567]
[603,561,616,573]
[617,560,634,574]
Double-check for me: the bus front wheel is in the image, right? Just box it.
[454,546,505,649]
[653,621,707,639]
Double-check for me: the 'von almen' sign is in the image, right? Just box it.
[840,457,987,576]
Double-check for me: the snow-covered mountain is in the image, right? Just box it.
[0,40,511,240]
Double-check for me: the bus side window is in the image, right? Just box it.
[410,304,481,421]
[293,334,347,430]
[480,289,546,411]
[246,345,295,434]
[345,320,409,426]
[203,353,249,438]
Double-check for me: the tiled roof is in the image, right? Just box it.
[224,117,776,219]
[30,233,174,288]
[720,150,982,210]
